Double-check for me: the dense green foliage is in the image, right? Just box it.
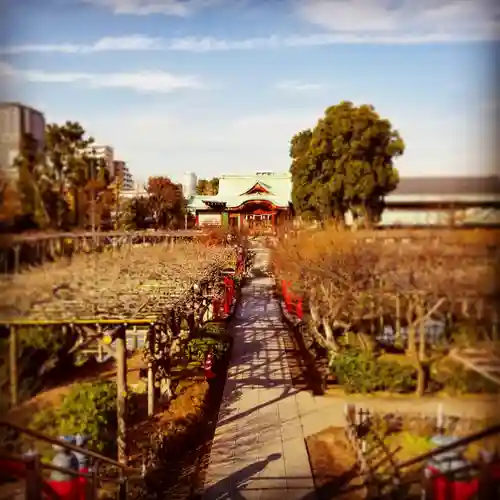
[31,381,117,452]
[196,177,219,196]
[290,101,404,226]
[185,337,229,363]
[0,121,188,233]
[2,122,114,233]
[329,349,499,395]
[185,322,231,363]
[330,349,417,394]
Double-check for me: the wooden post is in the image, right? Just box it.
[395,294,401,343]
[9,326,18,407]
[370,295,376,334]
[14,245,20,273]
[115,326,128,464]
[147,325,156,417]
[492,308,498,341]
[132,326,138,350]
[461,297,469,318]
[476,298,484,321]
[25,454,41,500]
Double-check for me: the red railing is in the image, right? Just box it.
[0,421,140,500]
[212,247,246,320]
[281,280,303,320]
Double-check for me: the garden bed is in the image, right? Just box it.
[1,319,234,500]
[305,426,365,499]
[128,325,234,500]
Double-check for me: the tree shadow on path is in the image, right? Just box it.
[203,453,282,500]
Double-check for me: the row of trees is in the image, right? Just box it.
[0,121,188,233]
[290,101,404,227]
[274,226,497,396]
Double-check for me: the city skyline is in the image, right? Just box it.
[0,0,498,184]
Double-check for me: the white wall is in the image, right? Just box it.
[198,213,221,226]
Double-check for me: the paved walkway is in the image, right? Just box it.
[203,246,318,500]
[202,244,500,500]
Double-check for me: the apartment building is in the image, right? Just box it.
[112,160,133,190]
[85,144,115,176]
[0,102,46,178]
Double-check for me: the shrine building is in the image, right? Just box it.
[184,171,292,232]
[183,171,500,230]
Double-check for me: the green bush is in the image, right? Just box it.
[329,348,417,394]
[31,381,117,452]
[201,322,228,337]
[185,337,229,363]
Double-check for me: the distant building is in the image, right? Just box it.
[112,160,133,190]
[0,101,46,179]
[86,144,114,175]
[182,172,197,199]
[379,176,500,227]
[186,171,293,231]
[185,171,500,231]
[119,181,148,201]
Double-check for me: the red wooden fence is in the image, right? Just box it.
[281,280,303,320]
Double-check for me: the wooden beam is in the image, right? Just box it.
[449,349,500,386]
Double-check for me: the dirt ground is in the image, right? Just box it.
[306,426,366,500]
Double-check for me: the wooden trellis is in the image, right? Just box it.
[449,344,500,386]
[0,242,242,466]
[0,229,203,274]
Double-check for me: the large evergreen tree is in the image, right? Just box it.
[290,101,404,227]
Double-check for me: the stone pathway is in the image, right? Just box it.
[203,247,318,500]
[202,244,500,500]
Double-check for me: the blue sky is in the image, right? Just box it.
[0,0,498,184]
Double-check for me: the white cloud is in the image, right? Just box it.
[83,0,223,17]
[0,63,205,93]
[297,0,499,40]
[0,36,165,55]
[1,25,496,56]
[274,80,326,93]
[77,103,494,182]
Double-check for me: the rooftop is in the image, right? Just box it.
[394,176,500,196]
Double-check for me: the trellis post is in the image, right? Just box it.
[492,308,498,341]
[115,326,128,464]
[395,293,401,342]
[9,325,18,407]
[147,324,156,417]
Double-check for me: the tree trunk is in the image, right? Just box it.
[414,357,429,397]
[322,317,340,352]
[358,331,375,352]
[406,325,417,356]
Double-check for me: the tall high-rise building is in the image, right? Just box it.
[112,160,133,190]
[0,102,46,178]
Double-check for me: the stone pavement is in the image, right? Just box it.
[203,246,319,500]
[201,244,500,500]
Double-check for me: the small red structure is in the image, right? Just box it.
[281,280,303,319]
[425,460,500,499]
[204,352,216,379]
[223,276,235,315]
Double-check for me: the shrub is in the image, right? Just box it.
[31,381,117,452]
[329,348,417,394]
[184,336,229,363]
